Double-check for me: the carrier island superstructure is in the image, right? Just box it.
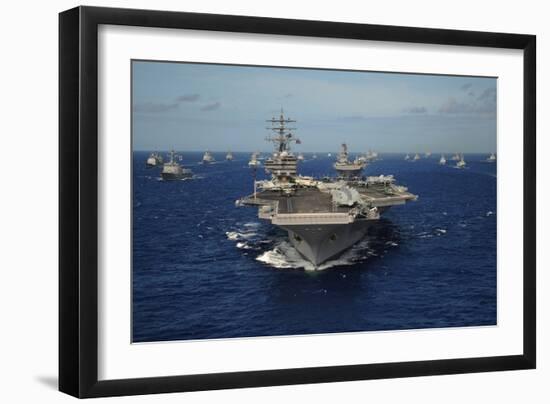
[237,111,417,267]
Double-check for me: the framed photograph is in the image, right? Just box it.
[59,6,536,398]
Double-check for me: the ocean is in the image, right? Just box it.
[132,152,497,342]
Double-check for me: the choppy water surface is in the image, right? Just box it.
[132,152,496,342]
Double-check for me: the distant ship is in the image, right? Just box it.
[237,110,416,266]
[356,150,378,164]
[334,143,366,178]
[486,153,496,162]
[312,154,318,159]
[226,151,234,161]
[404,154,410,161]
[366,150,379,160]
[451,153,460,161]
[425,151,432,158]
[146,152,164,168]
[297,153,305,161]
[248,152,261,168]
[456,154,466,169]
[161,150,193,180]
[413,153,421,161]
[202,151,215,164]
[439,154,447,165]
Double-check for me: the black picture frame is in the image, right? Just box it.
[59,5,536,398]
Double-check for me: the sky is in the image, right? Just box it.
[132,60,497,153]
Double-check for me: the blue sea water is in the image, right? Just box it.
[132,152,496,342]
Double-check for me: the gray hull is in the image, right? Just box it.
[281,219,370,266]
[161,172,192,181]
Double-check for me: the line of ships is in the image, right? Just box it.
[403,151,496,168]
[144,110,495,267]
[146,148,496,180]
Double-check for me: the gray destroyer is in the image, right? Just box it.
[146,152,164,168]
[161,150,193,181]
[237,111,417,267]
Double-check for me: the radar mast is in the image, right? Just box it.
[265,108,300,154]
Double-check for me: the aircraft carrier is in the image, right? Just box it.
[237,110,417,267]
[334,143,366,178]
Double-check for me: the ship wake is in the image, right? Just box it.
[256,238,376,271]
[227,220,402,271]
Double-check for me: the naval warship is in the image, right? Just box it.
[161,150,193,180]
[456,154,467,169]
[367,150,379,161]
[237,110,417,267]
[334,143,366,178]
[357,149,378,164]
[146,152,164,168]
[202,151,215,164]
[248,152,261,168]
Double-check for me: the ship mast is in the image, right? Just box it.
[265,108,300,154]
[337,143,349,162]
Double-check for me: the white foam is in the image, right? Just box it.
[236,242,252,249]
[256,239,371,271]
[225,231,240,240]
[225,231,257,241]
[256,243,300,269]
